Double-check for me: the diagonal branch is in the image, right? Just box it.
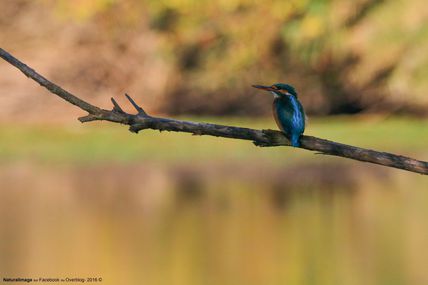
[1,48,427,175]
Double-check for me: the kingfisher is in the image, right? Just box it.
[252,83,306,147]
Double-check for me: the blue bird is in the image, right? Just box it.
[253,83,306,147]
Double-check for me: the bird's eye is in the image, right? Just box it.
[272,85,279,90]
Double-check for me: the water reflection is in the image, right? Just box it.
[0,161,427,285]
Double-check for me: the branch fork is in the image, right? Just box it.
[1,47,427,175]
[78,93,151,132]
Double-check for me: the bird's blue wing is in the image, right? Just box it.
[274,97,305,135]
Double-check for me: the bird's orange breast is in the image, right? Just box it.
[272,102,285,132]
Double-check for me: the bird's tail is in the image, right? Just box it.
[290,134,301,147]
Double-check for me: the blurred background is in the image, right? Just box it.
[0,0,427,284]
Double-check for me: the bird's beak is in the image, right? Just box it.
[252,85,275,92]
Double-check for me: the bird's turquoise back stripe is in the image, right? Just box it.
[289,95,304,132]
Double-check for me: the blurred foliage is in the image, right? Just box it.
[11,0,428,115]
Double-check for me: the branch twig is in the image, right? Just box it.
[1,48,427,175]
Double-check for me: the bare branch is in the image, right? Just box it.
[125,93,147,116]
[111,98,125,114]
[0,48,101,115]
[1,47,427,175]
[78,114,100,123]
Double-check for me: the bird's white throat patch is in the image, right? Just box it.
[271,91,280,98]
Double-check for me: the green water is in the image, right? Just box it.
[0,116,426,163]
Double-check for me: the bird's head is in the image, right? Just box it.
[252,83,298,98]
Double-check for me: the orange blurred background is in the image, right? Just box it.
[1,1,428,285]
